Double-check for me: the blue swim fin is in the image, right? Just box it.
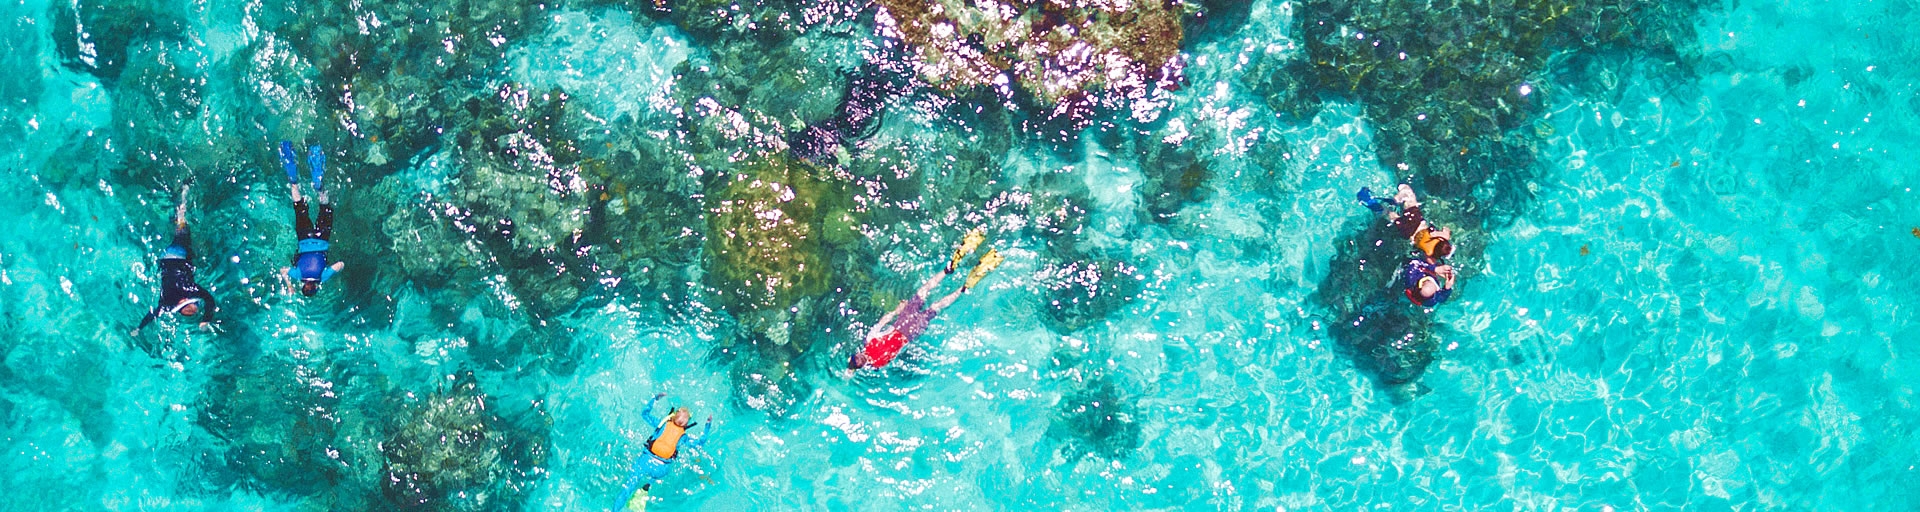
[307,145,325,191]
[279,141,299,184]
[1356,187,1385,212]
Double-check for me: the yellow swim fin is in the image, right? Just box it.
[947,229,986,273]
[625,486,650,511]
[964,249,1003,290]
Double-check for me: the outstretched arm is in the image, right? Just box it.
[174,185,190,230]
[196,289,216,326]
[685,417,713,449]
[867,298,916,338]
[641,393,663,426]
[133,306,162,334]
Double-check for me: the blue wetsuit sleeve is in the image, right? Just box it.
[1432,287,1452,306]
[321,266,338,283]
[686,421,712,449]
[642,395,662,427]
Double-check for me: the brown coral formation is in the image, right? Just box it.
[874,0,1192,118]
[703,154,833,316]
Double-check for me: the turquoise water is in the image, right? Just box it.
[2,0,1917,509]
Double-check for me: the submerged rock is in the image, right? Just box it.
[873,0,1196,123]
[196,353,385,507]
[1038,258,1141,335]
[380,371,549,511]
[1277,0,1703,227]
[1278,0,1704,392]
[49,0,187,84]
[1315,212,1444,392]
[703,154,833,317]
[1048,343,1142,461]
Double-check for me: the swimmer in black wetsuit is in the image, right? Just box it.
[278,142,345,296]
[131,186,216,336]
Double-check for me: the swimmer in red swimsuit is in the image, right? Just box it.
[850,230,1003,369]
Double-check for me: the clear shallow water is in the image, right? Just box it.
[1,0,1917,510]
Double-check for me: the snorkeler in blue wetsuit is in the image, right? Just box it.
[131,186,216,336]
[619,393,713,511]
[279,142,346,296]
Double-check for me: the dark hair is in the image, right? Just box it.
[301,281,320,296]
[1433,239,1454,259]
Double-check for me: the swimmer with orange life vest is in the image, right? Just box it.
[619,393,712,511]
[850,229,1003,370]
[1358,184,1458,307]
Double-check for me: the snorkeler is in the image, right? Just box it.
[1357,184,1458,306]
[279,142,345,296]
[620,393,713,511]
[131,185,216,336]
[849,230,1004,370]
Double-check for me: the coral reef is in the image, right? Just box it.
[873,0,1196,123]
[250,0,551,177]
[1038,258,1141,335]
[50,0,187,84]
[788,59,915,165]
[198,355,360,498]
[1098,128,1214,224]
[703,154,834,317]
[1273,0,1702,227]
[1313,204,1450,394]
[380,371,549,511]
[1271,0,1704,388]
[1048,342,1142,460]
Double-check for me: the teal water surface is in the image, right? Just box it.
[0,0,1916,510]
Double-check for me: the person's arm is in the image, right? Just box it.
[133,306,162,335]
[868,301,909,338]
[197,289,217,327]
[685,417,713,449]
[642,393,664,426]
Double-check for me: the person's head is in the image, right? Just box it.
[300,280,321,296]
[847,351,869,370]
[1431,238,1455,260]
[178,300,201,317]
[1417,276,1443,300]
[670,408,692,427]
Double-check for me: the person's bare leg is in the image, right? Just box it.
[1394,184,1419,207]
[927,289,965,313]
[914,271,946,300]
[288,183,303,204]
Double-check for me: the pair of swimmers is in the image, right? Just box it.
[1358,184,1459,307]
[131,142,347,336]
[623,230,1005,508]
